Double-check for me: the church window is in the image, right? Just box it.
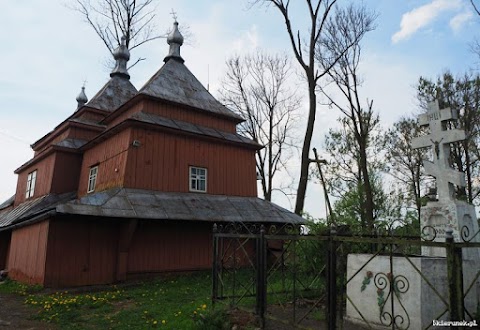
[189,166,207,192]
[25,170,37,198]
[87,165,98,193]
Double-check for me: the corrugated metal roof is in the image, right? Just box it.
[56,188,305,224]
[0,192,76,228]
[130,111,260,148]
[86,76,138,112]
[139,59,243,122]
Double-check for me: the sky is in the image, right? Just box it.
[0,0,479,218]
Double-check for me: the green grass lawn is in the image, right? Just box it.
[0,267,327,329]
[0,272,227,329]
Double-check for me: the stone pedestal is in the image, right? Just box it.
[421,200,480,260]
[345,254,478,329]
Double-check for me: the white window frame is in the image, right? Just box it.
[87,165,98,193]
[189,166,207,193]
[25,170,37,199]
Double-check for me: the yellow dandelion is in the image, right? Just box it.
[162,320,166,325]
[153,320,158,325]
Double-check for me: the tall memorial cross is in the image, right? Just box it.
[412,100,466,202]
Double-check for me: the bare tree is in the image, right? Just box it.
[73,0,165,67]
[315,4,377,231]
[468,1,480,58]
[471,0,480,15]
[221,53,300,201]
[253,0,375,215]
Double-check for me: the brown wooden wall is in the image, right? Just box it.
[127,221,213,273]
[15,150,83,206]
[0,230,11,271]
[108,99,237,133]
[50,152,83,194]
[34,124,102,156]
[78,129,132,195]
[124,128,257,196]
[44,217,118,287]
[15,153,56,206]
[7,221,49,285]
[77,108,107,123]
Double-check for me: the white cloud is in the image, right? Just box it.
[449,10,474,33]
[231,25,260,53]
[392,0,462,43]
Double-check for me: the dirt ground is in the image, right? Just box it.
[0,291,360,330]
[0,292,55,330]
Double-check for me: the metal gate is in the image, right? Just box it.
[212,221,480,329]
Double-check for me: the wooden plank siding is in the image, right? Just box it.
[78,128,132,195]
[50,152,83,194]
[0,230,11,271]
[15,151,83,206]
[77,108,108,123]
[33,124,103,156]
[127,221,213,274]
[14,153,56,206]
[124,128,257,196]
[7,221,49,285]
[108,99,237,133]
[44,217,118,287]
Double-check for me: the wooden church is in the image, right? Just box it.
[0,21,303,287]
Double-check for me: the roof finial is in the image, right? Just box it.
[111,35,131,79]
[170,9,178,21]
[164,15,184,63]
[76,84,88,110]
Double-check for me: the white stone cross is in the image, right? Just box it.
[412,100,466,201]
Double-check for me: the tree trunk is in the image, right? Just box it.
[359,140,375,231]
[294,77,317,215]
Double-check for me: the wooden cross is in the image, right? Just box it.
[412,100,466,201]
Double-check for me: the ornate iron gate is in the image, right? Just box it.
[212,222,480,329]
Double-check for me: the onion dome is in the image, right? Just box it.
[110,36,131,79]
[164,21,184,63]
[76,86,88,110]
